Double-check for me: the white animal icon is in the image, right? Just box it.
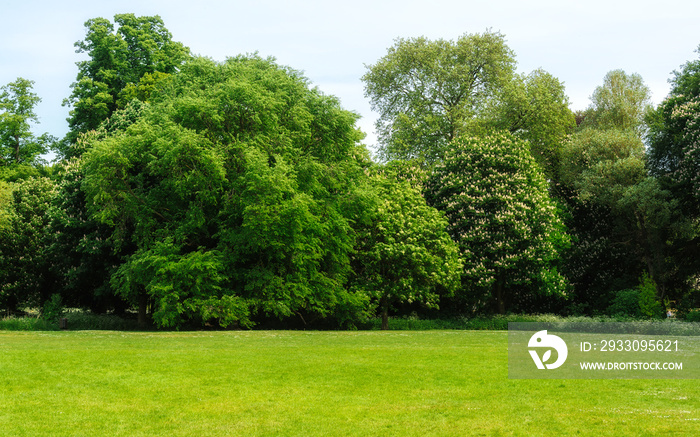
[528,330,568,370]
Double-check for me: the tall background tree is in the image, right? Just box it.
[493,69,576,181]
[0,78,55,174]
[363,31,575,174]
[363,31,516,164]
[62,14,190,151]
[559,70,684,315]
[581,69,652,136]
[648,47,700,217]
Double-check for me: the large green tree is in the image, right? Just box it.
[363,31,516,164]
[559,128,676,311]
[49,154,125,313]
[426,132,569,314]
[63,14,189,149]
[45,100,151,316]
[559,67,685,313]
[646,47,700,307]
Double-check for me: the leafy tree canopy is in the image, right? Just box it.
[560,128,646,202]
[363,31,516,164]
[493,69,576,179]
[350,172,462,329]
[581,69,652,136]
[560,84,689,311]
[0,177,58,311]
[63,14,190,149]
[426,132,569,314]
[645,46,700,304]
[647,46,700,216]
[0,78,55,170]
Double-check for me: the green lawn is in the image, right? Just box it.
[0,330,697,436]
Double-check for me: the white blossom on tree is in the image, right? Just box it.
[427,132,569,313]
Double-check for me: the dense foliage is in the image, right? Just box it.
[350,173,462,329]
[62,14,190,149]
[1,14,698,327]
[426,132,569,313]
[362,31,516,164]
[76,54,460,328]
[0,78,56,176]
[362,31,576,173]
[0,177,58,310]
[648,48,700,217]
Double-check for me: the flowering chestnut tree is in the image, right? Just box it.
[648,94,700,216]
[426,132,569,313]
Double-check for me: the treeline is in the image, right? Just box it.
[0,14,698,329]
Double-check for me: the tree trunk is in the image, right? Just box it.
[380,296,389,330]
[138,292,148,329]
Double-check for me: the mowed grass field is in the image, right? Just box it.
[0,330,697,436]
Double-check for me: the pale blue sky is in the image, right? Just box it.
[3,0,700,153]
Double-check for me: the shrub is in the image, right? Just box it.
[42,294,64,324]
[0,316,55,331]
[637,274,664,319]
[685,311,700,322]
[608,289,642,318]
[63,311,141,330]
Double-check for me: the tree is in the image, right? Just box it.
[82,56,372,328]
[350,173,462,329]
[557,73,655,312]
[218,149,357,328]
[647,47,700,217]
[558,128,646,312]
[646,48,700,306]
[0,177,58,312]
[581,69,652,137]
[0,78,54,169]
[363,31,516,164]
[63,14,189,148]
[43,100,151,316]
[82,112,234,327]
[48,154,125,313]
[559,128,646,198]
[559,127,685,313]
[558,70,688,314]
[426,132,569,314]
[494,69,576,180]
